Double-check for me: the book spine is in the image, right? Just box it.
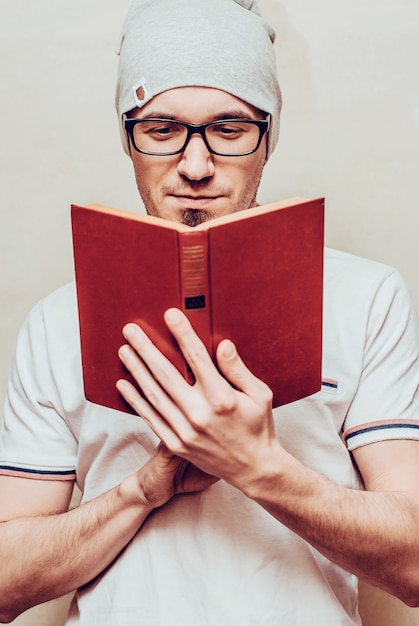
[178,229,213,369]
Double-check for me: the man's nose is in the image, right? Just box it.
[176,133,215,180]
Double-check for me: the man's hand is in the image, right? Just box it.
[136,442,219,510]
[116,308,279,492]
[115,309,419,606]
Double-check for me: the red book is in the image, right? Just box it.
[71,197,324,413]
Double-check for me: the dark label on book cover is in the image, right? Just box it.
[185,294,206,309]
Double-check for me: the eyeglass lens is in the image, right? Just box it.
[131,119,263,155]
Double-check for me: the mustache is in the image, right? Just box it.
[161,182,230,196]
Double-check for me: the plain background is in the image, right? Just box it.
[1,0,419,624]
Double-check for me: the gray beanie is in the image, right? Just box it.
[115,0,282,157]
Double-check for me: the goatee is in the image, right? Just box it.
[180,209,212,227]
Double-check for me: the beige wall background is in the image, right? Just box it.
[1,0,418,624]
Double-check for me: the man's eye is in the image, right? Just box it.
[212,124,246,137]
[153,124,181,137]
[140,122,183,139]
[152,125,177,136]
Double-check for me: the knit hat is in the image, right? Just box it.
[115,0,282,157]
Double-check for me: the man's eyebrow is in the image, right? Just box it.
[134,110,260,122]
[135,111,176,120]
[212,111,258,121]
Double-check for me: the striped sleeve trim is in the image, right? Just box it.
[0,464,76,481]
[343,419,419,451]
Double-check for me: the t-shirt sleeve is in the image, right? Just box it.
[342,270,419,451]
[0,302,77,480]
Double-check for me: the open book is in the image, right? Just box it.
[72,197,324,413]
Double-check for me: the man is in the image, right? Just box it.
[1,0,419,624]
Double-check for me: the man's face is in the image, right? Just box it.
[128,87,268,226]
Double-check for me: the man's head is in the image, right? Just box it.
[115,0,282,224]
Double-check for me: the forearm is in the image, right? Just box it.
[0,474,152,622]
[242,444,419,606]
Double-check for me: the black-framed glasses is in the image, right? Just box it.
[124,115,270,157]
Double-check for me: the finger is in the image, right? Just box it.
[122,322,190,394]
[216,339,273,406]
[116,376,183,451]
[175,463,220,494]
[117,343,191,447]
[119,341,176,410]
[121,323,218,438]
[164,308,230,393]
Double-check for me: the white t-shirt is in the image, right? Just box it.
[1,248,419,626]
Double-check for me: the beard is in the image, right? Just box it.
[180,209,213,227]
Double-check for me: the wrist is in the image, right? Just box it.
[118,473,156,516]
[239,441,303,502]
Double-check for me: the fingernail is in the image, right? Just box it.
[164,308,182,323]
[123,323,136,339]
[222,340,236,359]
[118,344,130,359]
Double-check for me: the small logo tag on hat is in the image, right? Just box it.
[133,78,149,107]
